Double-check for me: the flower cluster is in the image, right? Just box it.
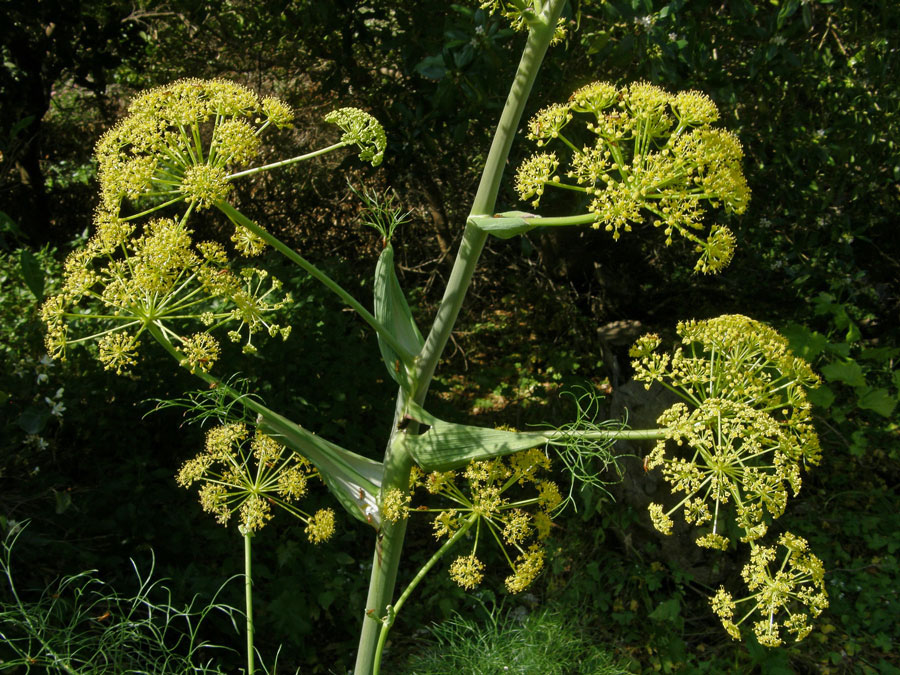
[176,422,335,541]
[323,108,387,167]
[95,78,293,224]
[631,314,827,643]
[38,80,318,374]
[399,448,560,594]
[514,81,750,273]
[40,216,292,375]
[479,0,567,43]
[632,315,821,545]
[710,534,828,646]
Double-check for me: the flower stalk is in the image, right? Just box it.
[244,530,255,675]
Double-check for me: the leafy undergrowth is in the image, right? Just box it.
[0,523,238,673]
[395,603,634,675]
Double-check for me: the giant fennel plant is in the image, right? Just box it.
[41,0,826,671]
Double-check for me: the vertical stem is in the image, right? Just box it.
[353,414,413,675]
[412,3,563,395]
[354,3,565,673]
[244,530,255,675]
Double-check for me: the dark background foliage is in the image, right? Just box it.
[1,0,898,672]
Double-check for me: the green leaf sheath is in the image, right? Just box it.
[402,402,548,471]
[469,211,598,238]
[403,402,667,471]
[215,201,416,366]
[373,243,425,390]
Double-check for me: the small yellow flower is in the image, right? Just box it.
[501,509,532,546]
[179,332,220,373]
[449,554,485,590]
[382,488,411,523]
[231,225,268,257]
[240,496,274,533]
[180,164,231,209]
[533,511,553,540]
[504,546,544,594]
[713,534,828,644]
[277,467,309,500]
[514,81,749,273]
[425,470,456,494]
[527,104,573,146]
[710,587,735,621]
[432,510,459,539]
[672,90,720,126]
[261,96,294,127]
[536,480,562,511]
[412,449,558,595]
[97,332,141,375]
[178,424,326,538]
[324,107,386,166]
[514,152,559,207]
[568,81,619,115]
[648,502,673,535]
[696,533,730,551]
[306,508,336,544]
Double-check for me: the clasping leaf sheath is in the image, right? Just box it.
[467,211,540,239]
[400,402,547,471]
[255,407,384,528]
[373,243,424,390]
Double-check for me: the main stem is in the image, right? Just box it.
[353,4,565,673]
[371,513,479,675]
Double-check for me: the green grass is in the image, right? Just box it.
[398,604,634,675]
[0,522,238,674]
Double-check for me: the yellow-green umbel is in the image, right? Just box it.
[514,81,750,274]
[632,315,821,548]
[399,448,561,594]
[711,533,828,646]
[177,423,335,542]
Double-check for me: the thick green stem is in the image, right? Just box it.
[413,7,563,394]
[215,201,415,365]
[244,530,255,675]
[543,427,668,443]
[353,421,414,675]
[353,3,566,673]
